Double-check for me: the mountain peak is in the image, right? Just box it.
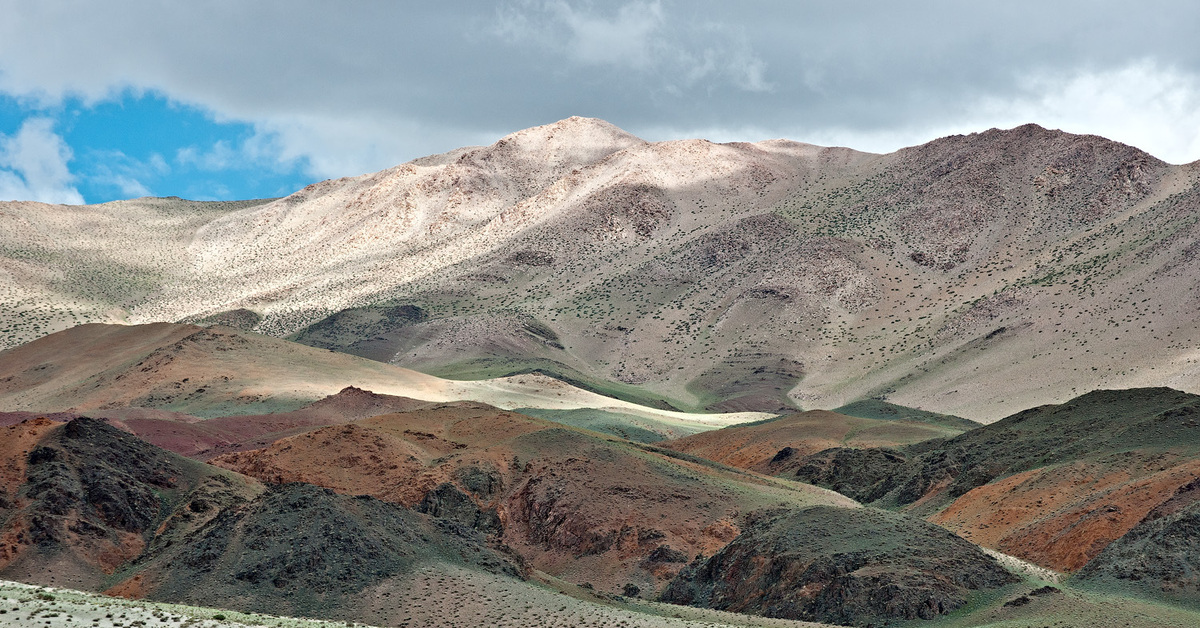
[483,116,646,165]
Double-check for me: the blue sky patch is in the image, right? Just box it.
[0,91,318,204]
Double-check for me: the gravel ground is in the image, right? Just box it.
[0,580,367,628]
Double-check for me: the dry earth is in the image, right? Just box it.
[0,577,838,628]
[209,404,855,595]
[0,322,771,427]
[2,118,1199,421]
[659,408,967,474]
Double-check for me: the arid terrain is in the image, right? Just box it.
[2,118,1199,420]
[3,120,1200,627]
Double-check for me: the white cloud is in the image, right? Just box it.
[649,62,1200,165]
[980,61,1200,165]
[84,150,169,199]
[176,140,242,172]
[0,117,84,204]
[247,113,503,180]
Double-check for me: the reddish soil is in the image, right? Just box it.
[104,386,432,459]
[212,404,851,595]
[931,455,1200,572]
[0,418,60,504]
[0,412,77,428]
[660,409,953,474]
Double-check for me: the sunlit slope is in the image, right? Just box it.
[0,324,768,427]
[3,118,1200,419]
[659,408,970,474]
[0,322,770,426]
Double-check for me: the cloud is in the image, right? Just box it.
[495,1,666,70]
[0,117,83,204]
[491,0,772,93]
[250,113,503,180]
[642,62,1200,167]
[1,0,1199,192]
[84,150,169,199]
[981,62,1200,165]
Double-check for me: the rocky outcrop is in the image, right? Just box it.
[792,447,910,503]
[1074,490,1200,602]
[0,417,254,587]
[131,482,527,620]
[417,482,502,534]
[661,506,1016,626]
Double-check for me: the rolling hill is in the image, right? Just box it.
[794,387,1200,577]
[0,322,771,427]
[206,403,857,595]
[658,407,972,474]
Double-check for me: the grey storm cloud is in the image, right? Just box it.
[1,0,1198,179]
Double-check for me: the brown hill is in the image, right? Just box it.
[4,120,1200,421]
[659,409,968,474]
[209,404,856,595]
[794,387,1200,573]
[0,416,561,627]
[110,386,431,459]
[0,322,770,428]
[0,417,261,590]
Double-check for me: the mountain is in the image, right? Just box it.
[0,416,574,627]
[2,118,1200,420]
[661,505,1016,624]
[116,482,527,624]
[0,417,260,590]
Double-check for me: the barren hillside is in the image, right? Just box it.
[0,323,770,427]
[2,118,1199,421]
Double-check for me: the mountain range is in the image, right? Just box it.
[3,117,1199,421]
[3,118,1200,627]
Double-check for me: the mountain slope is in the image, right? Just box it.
[207,403,857,595]
[0,417,261,590]
[119,482,526,623]
[661,505,1016,624]
[0,322,771,427]
[3,119,1200,420]
[658,409,968,474]
[794,387,1200,573]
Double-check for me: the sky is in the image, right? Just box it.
[1,0,1199,204]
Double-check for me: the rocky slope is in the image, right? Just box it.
[794,387,1200,573]
[207,404,856,595]
[118,482,527,624]
[1074,491,1200,605]
[0,415,605,627]
[0,417,261,590]
[3,119,1200,420]
[661,505,1016,625]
